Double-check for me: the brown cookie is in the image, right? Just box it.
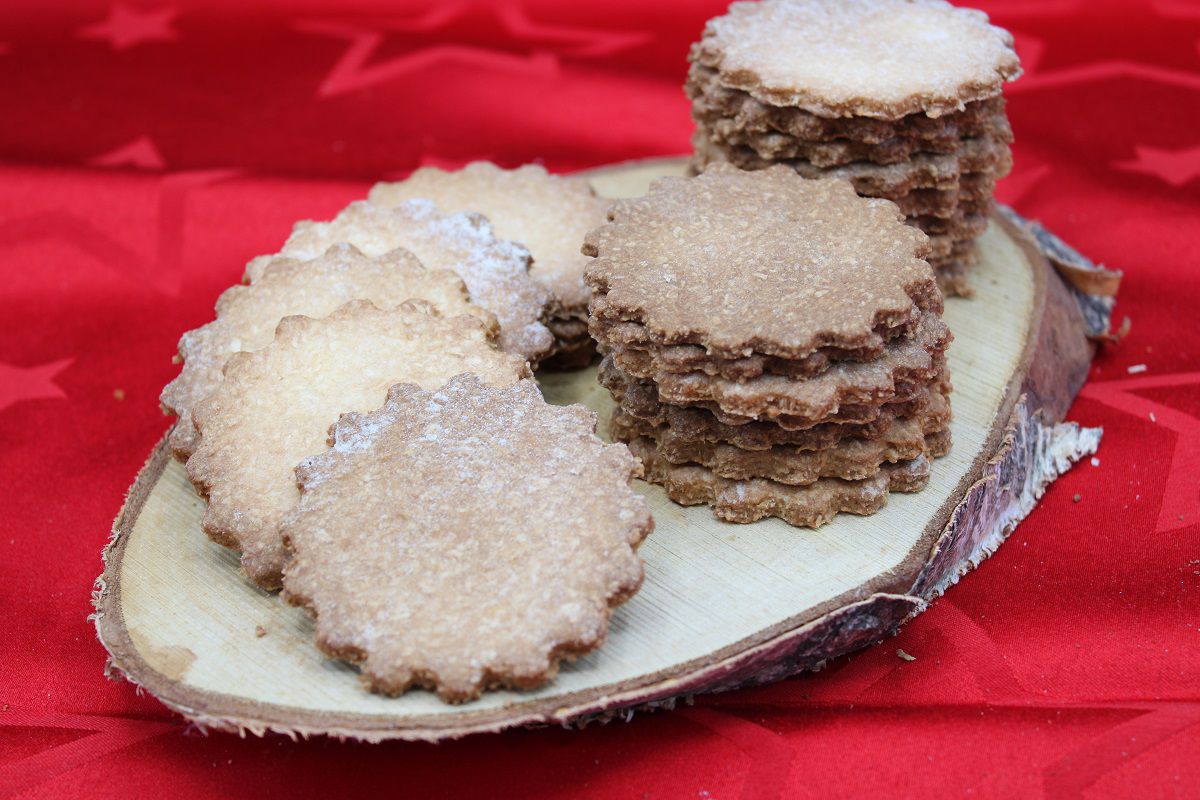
[629,436,932,527]
[612,406,950,485]
[185,301,530,590]
[687,62,1007,143]
[692,0,1020,120]
[584,164,937,360]
[540,315,598,370]
[609,313,950,423]
[271,199,553,365]
[367,162,611,335]
[702,109,1012,167]
[280,375,652,702]
[608,364,951,451]
[598,355,932,432]
[161,244,492,460]
[692,129,1014,196]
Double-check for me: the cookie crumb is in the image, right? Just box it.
[1090,457,1100,467]
[1073,493,1081,503]
[1149,412,1157,423]
[255,625,267,638]
[897,648,916,662]
[1127,364,1147,374]
[112,388,125,401]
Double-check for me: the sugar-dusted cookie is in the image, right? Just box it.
[584,164,936,361]
[281,375,653,702]
[693,0,1021,119]
[161,244,492,460]
[271,199,553,365]
[629,436,932,527]
[368,162,610,335]
[186,301,529,589]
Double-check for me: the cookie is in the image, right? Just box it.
[629,436,931,527]
[612,406,950,485]
[599,354,932,432]
[185,301,530,589]
[161,244,492,460]
[271,199,553,365]
[609,313,950,423]
[281,375,652,702]
[702,109,1012,167]
[608,364,951,451]
[692,129,1014,196]
[687,62,1007,143]
[692,0,1021,120]
[367,162,610,340]
[540,316,598,369]
[583,164,936,361]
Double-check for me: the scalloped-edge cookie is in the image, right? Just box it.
[161,243,493,460]
[693,0,1021,120]
[612,406,950,486]
[629,436,933,527]
[583,164,937,360]
[186,301,530,590]
[281,375,653,702]
[367,162,611,329]
[609,366,951,452]
[270,199,553,365]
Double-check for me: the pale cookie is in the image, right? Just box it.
[599,354,932,432]
[186,301,530,590]
[584,164,936,360]
[611,314,951,423]
[613,406,950,485]
[281,375,652,702]
[161,244,492,460]
[691,129,1014,195]
[687,63,1007,143]
[271,199,553,365]
[693,0,1021,119]
[367,162,611,327]
[629,436,932,527]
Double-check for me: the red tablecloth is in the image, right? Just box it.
[2,1,1197,797]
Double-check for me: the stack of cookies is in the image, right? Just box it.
[585,164,953,527]
[687,0,1022,296]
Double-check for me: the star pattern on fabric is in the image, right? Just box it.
[1080,371,1200,533]
[295,2,651,98]
[88,136,167,170]
[0,359,73,413]
[1113,144,1200,187]
[77,3,179,51]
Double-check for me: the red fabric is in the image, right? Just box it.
[1,1,1198,797]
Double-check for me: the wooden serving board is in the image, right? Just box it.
[94,158,1107,742]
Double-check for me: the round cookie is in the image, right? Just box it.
[273,199,553,366]
[629,436,932,528]
[161,244,492,460]
[583,164,937,361]
[368,162,611,331]
[281,375,653,702]
[185,301,530,590]
[693,0,1021,119]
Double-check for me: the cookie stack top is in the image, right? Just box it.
[694,0,1020,119]
[585,164,937,360]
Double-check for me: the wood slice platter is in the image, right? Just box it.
[94,158,1108,742]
